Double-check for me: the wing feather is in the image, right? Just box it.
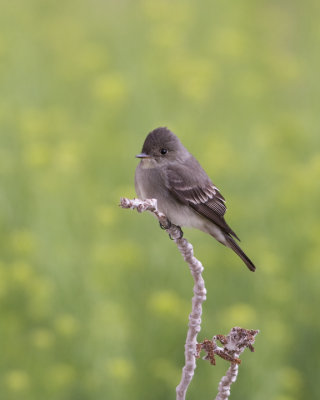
[166,160,240,240]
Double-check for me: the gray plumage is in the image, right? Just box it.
[135,127,255,272]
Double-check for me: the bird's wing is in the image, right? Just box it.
[166,160,240,240]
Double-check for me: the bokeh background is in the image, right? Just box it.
[1,1,319,399]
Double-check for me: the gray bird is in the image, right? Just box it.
[135,127,256,272]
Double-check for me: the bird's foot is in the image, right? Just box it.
[169,225,183,240]
[159,218,172,230]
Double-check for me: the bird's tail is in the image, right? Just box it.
[225,235,256,272]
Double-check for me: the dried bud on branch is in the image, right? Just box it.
[196,327,259,367]
[196,327,259,400]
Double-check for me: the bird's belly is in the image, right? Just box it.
[161,202,198,227]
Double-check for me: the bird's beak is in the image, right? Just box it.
[136,153,150,159]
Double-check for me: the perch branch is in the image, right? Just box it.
[120,197,207,400]
[120,197,259,400]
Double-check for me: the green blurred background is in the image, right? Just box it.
[1,1,319,399]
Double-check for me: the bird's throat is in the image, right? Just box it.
[140,158,156,169]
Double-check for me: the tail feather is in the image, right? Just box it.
[225,235,256,272]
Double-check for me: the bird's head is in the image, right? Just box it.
[136,127,188,167]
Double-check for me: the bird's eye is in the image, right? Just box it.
[160,148,168,155]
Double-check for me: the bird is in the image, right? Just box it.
[134,127,256,272]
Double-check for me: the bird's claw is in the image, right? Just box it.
[159,219,183,240]
[159,219,172,230]
[169,226,183,240]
